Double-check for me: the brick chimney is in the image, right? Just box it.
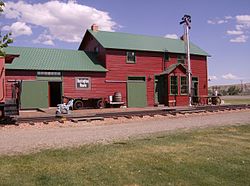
[91,24,98,32]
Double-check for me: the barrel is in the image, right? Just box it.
[113,92,122,102]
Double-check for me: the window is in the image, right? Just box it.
[126,51,136,63]
[94,46,99,53]
[164,52,169,62]
[37,71,61,76]
[170,76,178,95]
[180,76,188,94]
[177,55,185,64]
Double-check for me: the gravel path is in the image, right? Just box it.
[1,110,250,155]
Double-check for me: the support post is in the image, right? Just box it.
[180,15,192,106]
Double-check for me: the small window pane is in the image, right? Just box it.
[164,52,169,61]
[181,76,188,94]
[170,76,178,95]
[94,47,99,53]
[177,55,185,64]
[127,51,136,63]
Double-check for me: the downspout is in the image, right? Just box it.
[0,68,5,102]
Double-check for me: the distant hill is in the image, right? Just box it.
[209,83,250,96]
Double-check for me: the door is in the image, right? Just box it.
[49,82,62,107]
[192,77,199,96]
[127,76,147,107]
[21,81,48,109]
[155,75,165,105]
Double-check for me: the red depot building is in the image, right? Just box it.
[4,24,209,109]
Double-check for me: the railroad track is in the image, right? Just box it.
[5,104,250,125]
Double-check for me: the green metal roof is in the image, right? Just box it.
[5,46,107,72]
[88,29,209,56]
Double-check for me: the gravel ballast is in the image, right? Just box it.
[0,110,250,155]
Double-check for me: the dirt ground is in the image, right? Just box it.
[0,109,250,155]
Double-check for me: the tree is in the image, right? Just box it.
[227,86,240,95]
[0,0,13,56]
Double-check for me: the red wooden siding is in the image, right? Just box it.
[191,55,208,97]
[78,32,106,67]
[63,71,110,99]
[105,49,163,106]
[5,70,36,99]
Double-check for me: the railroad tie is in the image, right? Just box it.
[124,115,132,119]
[71,117,104,123]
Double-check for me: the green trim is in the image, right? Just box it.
[127,76,146,81]
[36,76,62,81]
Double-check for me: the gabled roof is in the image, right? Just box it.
[5,46,107,72]
[160,63,187,75]
[87,29,209,56]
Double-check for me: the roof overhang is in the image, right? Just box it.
[159,63,187,76]
[4,54,20,64]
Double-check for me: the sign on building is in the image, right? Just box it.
[75,77,91,90]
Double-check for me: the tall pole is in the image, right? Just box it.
[180,15,192,106]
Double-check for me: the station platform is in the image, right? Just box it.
[18,106,182,119]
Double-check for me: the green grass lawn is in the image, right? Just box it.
[221,96,250,105]
[223,99,250,105]
[1,124,250,186]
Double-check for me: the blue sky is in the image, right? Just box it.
[1,0,250,86]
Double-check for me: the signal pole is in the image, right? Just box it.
[180,15,192,106]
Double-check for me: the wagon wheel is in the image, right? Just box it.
[215,97,221,105]
[73,100,84,110]
[96,99,104,109]
[208,97,212,105]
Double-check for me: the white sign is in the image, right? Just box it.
[75,77,91,90]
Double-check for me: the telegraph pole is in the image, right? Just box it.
[180,15,192,106]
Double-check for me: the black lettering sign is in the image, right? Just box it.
[75,77,91,90]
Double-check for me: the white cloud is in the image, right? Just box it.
[4,1,117,43]
[207,19,227,25]
[2,21,32,37]
[230,35,248,43]
[207,20,215,24]
[209,76,218,80]
[164,34,178,39]
[225,16,233,20]
[235,24,244,30]
[217,20,227,24]
[236,15,250,29]
[234,15,250,34]
[226,30,243,35]
[207,15,250,43]
[33,31,55,46]
[222,73,239,80]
